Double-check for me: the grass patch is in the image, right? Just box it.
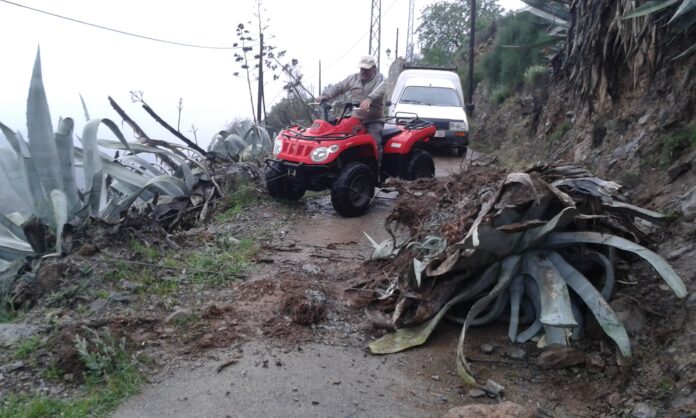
[215,184,257,223]
[549,122,572,142]
[491,85,509,104]
[186,238,259,285]
[129,240,160,263]
[13,336,41,360]
[1,327,142,418]
[659,125,696,166]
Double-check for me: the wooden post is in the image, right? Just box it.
[257,33,264,124]
[466,0,476,116]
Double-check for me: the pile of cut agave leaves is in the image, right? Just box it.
[355,164,686,389]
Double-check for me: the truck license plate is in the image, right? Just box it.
[434,130,445,138]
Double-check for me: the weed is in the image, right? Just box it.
[491,85,509,104]
[186,238,259,285]
[549,122,572,142]
[46,282,87,307]
[14,336,41,360]
[215,184,257,223]
[523,65,548,91]
[0,327,142,418]
[129,240,160,263]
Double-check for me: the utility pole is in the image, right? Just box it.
[395,27,399,59]
[257,33,264,124]
[466,0,476,116]
[406,0,415,62]
[369,0,382,69]
[318,60,322,96]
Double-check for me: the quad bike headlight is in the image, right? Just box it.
[328,145,340,153]
[449,121,468,131]
[311,146,330,162]
[273,134,283,156]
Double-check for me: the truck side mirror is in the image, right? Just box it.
[385,100,392,107]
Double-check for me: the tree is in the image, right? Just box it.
[416,0,502,65]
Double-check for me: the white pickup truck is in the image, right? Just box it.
[387,68,469,156]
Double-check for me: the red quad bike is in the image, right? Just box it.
[265,102,437,217]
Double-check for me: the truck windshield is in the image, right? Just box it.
[399,86,461,107]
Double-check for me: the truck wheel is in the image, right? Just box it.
[405,149,435,180]
[331,162,374,217]
[265,161,305,200]
[451,145,467,157]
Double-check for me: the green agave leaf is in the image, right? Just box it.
[81,119,106,215]
[54,118,80,215]
[603,201,666,224]
[0,125,49,220]
[623,0,681,19]
[100,175,191,220]
[543,231,687,298]
[673,42,696,59]
[0,148,33,211]
[49,189,67,255]
[549,252,631,357]
[522,6,569,27]
[668,0,696,23]
[522,251,577,327]
[0,235,34,259]
[369,262,502,355]
[79,93,90,121]
[27,48,63,200]
[456,255,521,387]
[587,251,615,300]
[0,213,27,241]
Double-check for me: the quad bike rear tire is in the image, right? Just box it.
[405,149,435,180]
[331,162,375,217]
[265,161,306,200]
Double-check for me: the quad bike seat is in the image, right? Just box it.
[380,126,402,144]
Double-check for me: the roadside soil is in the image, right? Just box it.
[3,151,696,418]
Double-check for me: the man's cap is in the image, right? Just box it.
[358,55,376,69]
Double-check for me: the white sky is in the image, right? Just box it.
[0,0,524,147]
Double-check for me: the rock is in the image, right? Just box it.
[88,299,107,313]
[1,361,26,373]
[686,292,696,308]
[469,389,487,398]
[119,280,143,292]
[631,402,656,418]
[443,401,534,418]
[78,243,99,256]
[431,375,440,381]
[507,347,526,360]
[36,263,67,292]
[680,186,696,221]
[668,161,692,182]
[165,309,191,324]
[480,343,495,354]
[667,244,694,261]
[301,263,321,274]
[108,292,135,304]
[585,353,606,373]
[606,392,622,407]
[671,392,696,409]
[0,324,39,347]
[638,114,650,125]
[482,379,505,398]
[536,346,586,369]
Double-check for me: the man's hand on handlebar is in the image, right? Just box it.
[359,98,372,110]
[315,95,327,103]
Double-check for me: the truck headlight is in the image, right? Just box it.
[273,135,283,156]
[311,147,329,162]
[449,121,468,131]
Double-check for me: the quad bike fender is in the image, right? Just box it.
[275,133,378,165]
[384,125,436,155]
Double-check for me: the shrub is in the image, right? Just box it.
[523,64,548,90]
[491,85,509,104]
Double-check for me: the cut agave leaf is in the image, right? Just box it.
[522,251,577,327]
[508,274,525,342]
[549,252,631,357]
[369,262,502,355]
[0,213,27,241]
[517,279,543,343]
[456,255,520,386]
[543,231,687,298]
[54,118,80,215]
[622,0,681,19]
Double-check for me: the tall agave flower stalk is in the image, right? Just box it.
[353,164,686,388]
[0,49,207,270]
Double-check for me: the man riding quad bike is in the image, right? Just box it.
[265,101,437,217]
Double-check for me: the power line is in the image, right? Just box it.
[0,0,249,50]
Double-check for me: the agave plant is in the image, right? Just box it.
[520,0,695,108]
[207,119,272,162]
[0,49,206,269]
[354,164,685,387]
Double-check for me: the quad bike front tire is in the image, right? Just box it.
[265,161,306,200]
[331,162,375,217]
[405,149,435,180]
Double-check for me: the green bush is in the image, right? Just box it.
[482,13,551,95]
[491,85,509,104]
[523,64,548,90]
[660,125,696,166]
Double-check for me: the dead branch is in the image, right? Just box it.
[139,102,207,155]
